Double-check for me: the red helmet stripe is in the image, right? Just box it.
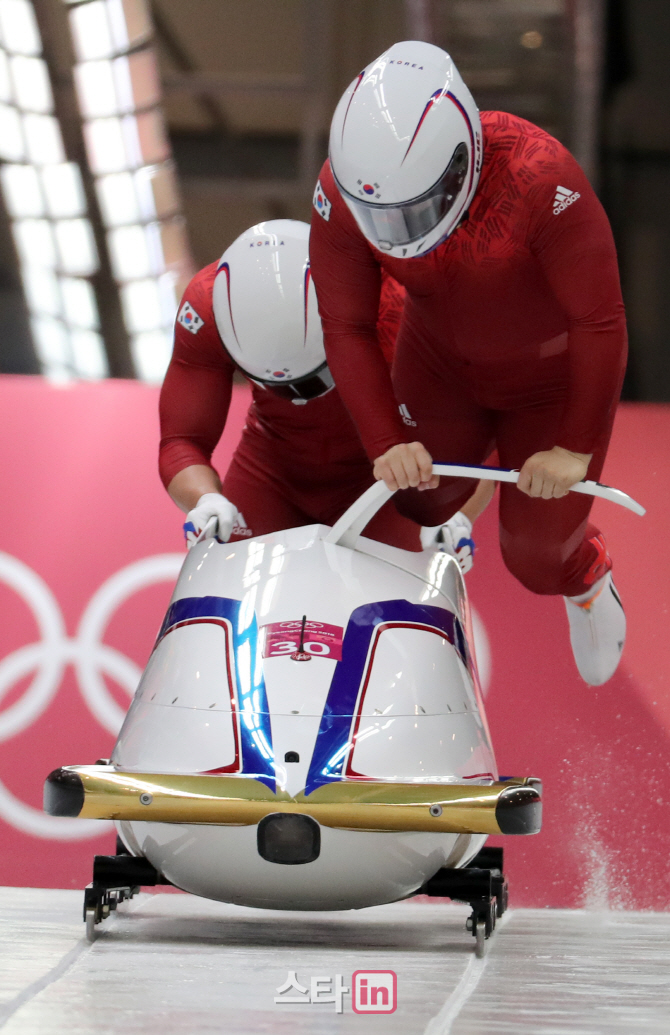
[216,261,240,345]
[401,90,476,206]
[402,88,446,162]
[303,262,312,342]
[341,70,365,143]
[445,91,476,196]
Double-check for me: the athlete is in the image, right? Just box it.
[309,42,627,685]
[159,219,492,564]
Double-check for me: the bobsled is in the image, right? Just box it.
[45,465,568,954]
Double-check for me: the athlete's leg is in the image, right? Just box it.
[222,451,311,541]
[496,394,614,598]
[497,395,625,682]
[390,321,495,526]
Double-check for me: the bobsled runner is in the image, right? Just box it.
[44,465,643,954]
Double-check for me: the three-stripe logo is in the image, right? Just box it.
[553,185,581,215]
[399,403,417,427]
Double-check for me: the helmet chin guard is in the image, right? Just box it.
[213,219,331,399]
[329,41,482,258]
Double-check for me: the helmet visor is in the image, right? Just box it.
[336,142,469,250]
[247,362,335,401]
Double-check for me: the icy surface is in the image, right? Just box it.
[0,888,668,1033]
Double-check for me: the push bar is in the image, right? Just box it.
[325,462,645,548]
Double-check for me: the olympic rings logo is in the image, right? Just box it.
[0,551,183,842]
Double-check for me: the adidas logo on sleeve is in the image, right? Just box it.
[553,185,581,214]
[232,514,253,538]
[399,403,417,427]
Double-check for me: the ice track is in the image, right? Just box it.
[0,888,668,1034]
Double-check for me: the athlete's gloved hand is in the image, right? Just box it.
[420,511,476,573]
[183,493,239,549]
[373,441,438,491]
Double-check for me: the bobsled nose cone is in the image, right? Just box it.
[257,813,321,865]
[495,785,542,835]
[43,767,85,817]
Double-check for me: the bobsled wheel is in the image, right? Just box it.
[85,907,97,943]
[474,919,486,958]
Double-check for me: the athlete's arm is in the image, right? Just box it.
[310,165,436,491]
[310,163,422,477]
[520,154,626,498]
[159,353,234,506]
[515,155,626,498]
[371,273,439,490]
[167,464,222,513]
[159,266,236,507]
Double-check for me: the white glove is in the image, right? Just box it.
[420,511,476,574]
[183,493,239,549]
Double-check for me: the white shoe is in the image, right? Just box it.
[564,572,626,686]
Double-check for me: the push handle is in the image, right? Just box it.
[324,462,645,549]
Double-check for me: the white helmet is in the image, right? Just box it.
[329,41,482,258]
[212,219,333,401]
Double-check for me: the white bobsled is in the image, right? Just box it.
[46,466,556,949]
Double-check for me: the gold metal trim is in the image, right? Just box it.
[64,766,539,836]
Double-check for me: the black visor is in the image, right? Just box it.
[247,362,335,402]
[336,142,469,249]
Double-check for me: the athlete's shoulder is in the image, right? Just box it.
[481,111,586,189]
[313,160,336,222]
[478,111,596,231]
[178,260,217,324]
[312,159,361,236]
[173,261,230,365]
[482,111,564,162]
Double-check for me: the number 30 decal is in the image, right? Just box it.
[268,640,331,657]
[262,620,344,661]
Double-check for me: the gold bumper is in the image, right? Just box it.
[44,766,541,836]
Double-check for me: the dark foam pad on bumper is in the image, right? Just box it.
[257,813,321,864]
[495,786,542,835]
[44,768,85,817]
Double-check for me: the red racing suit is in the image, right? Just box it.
[309,111,628,596]
[159,263,420,550]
